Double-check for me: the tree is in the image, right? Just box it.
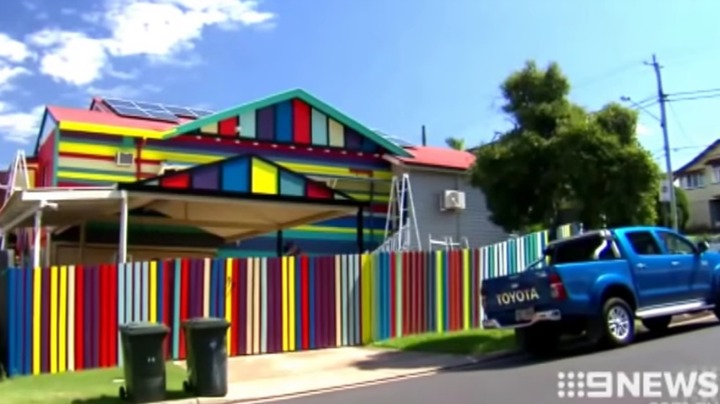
[470,61,660,232]
[655,186,690,231]
[445,137,465,150]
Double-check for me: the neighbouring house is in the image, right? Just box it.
[0,89,507,267]
[674,139,720,231]
[385,144,508,249]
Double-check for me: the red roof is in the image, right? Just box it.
[395,146,476,170]
[47,106,191,131]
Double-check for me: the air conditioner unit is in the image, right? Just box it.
[115,152,134,167]
[441,190,466,211]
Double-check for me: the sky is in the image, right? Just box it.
[0,0,719,172]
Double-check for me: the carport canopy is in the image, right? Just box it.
[0,154,367,267]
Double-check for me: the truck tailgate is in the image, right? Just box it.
[482,269,556,315]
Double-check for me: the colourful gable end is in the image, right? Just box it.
[292,99,311,144]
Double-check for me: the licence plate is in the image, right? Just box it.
[515,307,535,322]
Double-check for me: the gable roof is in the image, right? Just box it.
[47,106,183,133]
[119,153,359,205]
[675,139,720,175]
[163,89,412,157]
[393,145,476,171]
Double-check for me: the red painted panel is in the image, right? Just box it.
[37,131,55,187]
[218,116,239,137]
[390,253,396,338]
[301,257,309,350]
[160,172,190,189]
[306,181,332,199]
[292,99,311,144]
[75,265,85,370]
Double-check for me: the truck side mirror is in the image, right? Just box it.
[697,241,710,253]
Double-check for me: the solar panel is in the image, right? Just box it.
[102,97,216,122]
[163,105,196,117]
[145,110,181,122]
[375,131,414,147]
[190,108,214,117]
[110,105,151,119]
[104,98,136,108]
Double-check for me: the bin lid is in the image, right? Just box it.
[120,322,170,336]
[182,317,230,330]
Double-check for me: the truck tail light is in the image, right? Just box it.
[549,273,567,300]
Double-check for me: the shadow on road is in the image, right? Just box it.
[352,320,717,373]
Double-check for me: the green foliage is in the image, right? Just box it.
[445,137,465,150]
[655,186,690,230]
[471,61,661,232]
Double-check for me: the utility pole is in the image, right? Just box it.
[646,54,678,231]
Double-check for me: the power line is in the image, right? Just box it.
[667,102,698,148]
[668,93,720,103]
[668,87,720,97]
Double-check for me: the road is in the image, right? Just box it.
[280,320,720,404]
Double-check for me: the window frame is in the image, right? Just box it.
[656,231,696,255]
[624,231,664,256]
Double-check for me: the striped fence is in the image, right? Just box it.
[3,227,579,377]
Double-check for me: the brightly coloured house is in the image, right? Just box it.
[0,89,504,267]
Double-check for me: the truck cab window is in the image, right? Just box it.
[550,234,606,264]
[625,231,662,255]
[657,232,695,255]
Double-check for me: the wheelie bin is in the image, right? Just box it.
[118,322,169,403]
[181,317,230,397]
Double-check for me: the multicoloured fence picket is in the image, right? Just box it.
[2,227,579,377]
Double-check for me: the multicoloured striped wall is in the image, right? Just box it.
[136,154,349,201]
[197,98,382,153]
[57,131,393,256]
[2,230,551,377]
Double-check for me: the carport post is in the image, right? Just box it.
[118,190,129,263]
[32,209,42,269]
[356,206,365,253]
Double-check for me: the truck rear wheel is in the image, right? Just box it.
[598,297,635,348]
[515,323,560,356]
[641,316,671,333]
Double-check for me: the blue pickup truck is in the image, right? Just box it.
[481,226,720,354]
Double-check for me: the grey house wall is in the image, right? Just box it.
[394,165,508,249]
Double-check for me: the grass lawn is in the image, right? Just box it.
[0,362,189,404]
[373,328,516,356]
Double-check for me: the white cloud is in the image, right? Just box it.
[0,63,31,93]
[636,122,652,136]
[26,0,275,87]
[0,102,44,144]
[0,33,34,63]
[28,30,110,86]
[86,83,161,99]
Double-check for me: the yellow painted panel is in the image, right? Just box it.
[328,119,344,147]
[50,266,58,374]
[251,158,279,194]
[59,121,171,139]
[201,123,219,134]
[58,170,135,183]
[58,266,67,372]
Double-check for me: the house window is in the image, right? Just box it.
[712,166,720,183]
[681,172,705,189]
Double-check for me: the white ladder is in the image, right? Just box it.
[0,150,30,250]
[380,173,421,251]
